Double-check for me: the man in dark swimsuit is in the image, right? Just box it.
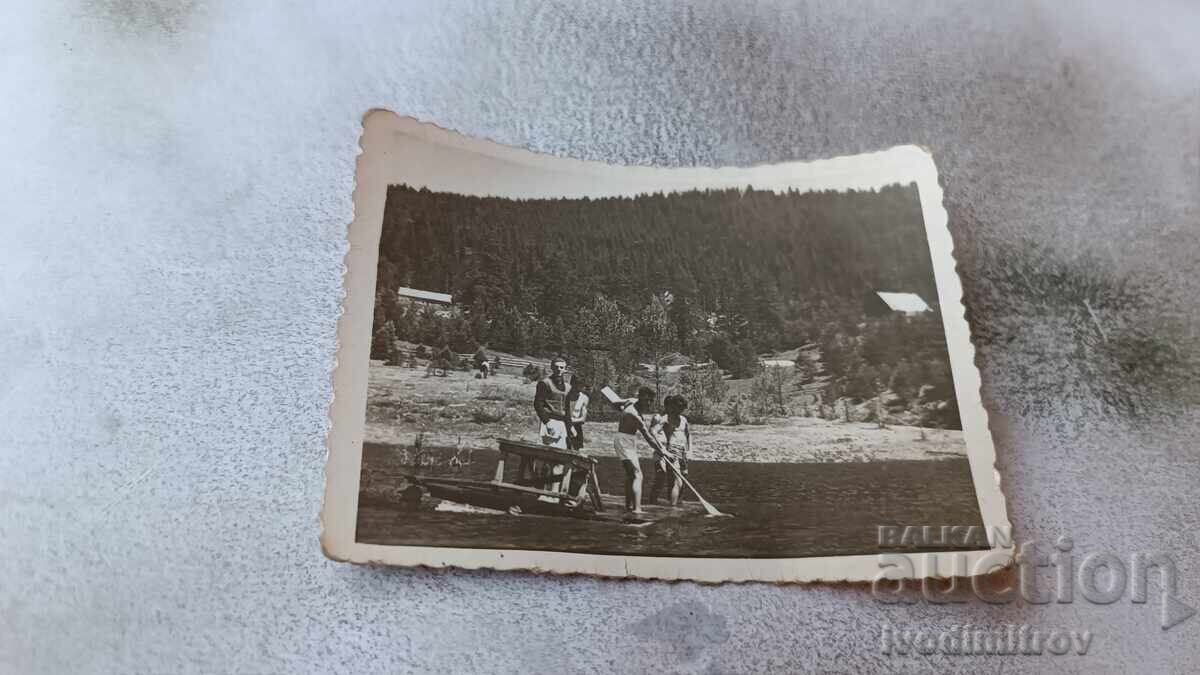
[531,356,573,492]
[533,356,571,449]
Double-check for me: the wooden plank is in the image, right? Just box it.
[559,467,573,498]
[496,438,597,469]
[415,476,570,500]
[406,477,711,525]
[587,470,604,512]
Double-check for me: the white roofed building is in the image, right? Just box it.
[395,286,453,305]
[392,286,457,319]
[866,291,931,317]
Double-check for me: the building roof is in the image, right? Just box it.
[875,291,930,313]
[637,352,694,372]
[396,286,453,305]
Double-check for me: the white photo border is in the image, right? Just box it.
[320,111,1012,583]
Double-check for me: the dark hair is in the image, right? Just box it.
[664,395,688,412]
[637,386,655,401]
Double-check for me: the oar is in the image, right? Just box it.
[600,386,727,517]
[661,453,726,517]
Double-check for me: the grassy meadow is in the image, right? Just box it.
[364,361,966,464]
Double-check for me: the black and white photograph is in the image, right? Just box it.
[322,113,1008,582]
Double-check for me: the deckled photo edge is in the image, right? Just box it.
[320,110,1012,582]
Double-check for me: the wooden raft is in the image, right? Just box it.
[404,438,704,525]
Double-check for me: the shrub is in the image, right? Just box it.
[676,367,728,424]
[477,385,506,401]
[728,341,762,379]
[372,321,397,362]
[749,365,792,417]
[725,394,749,426]
[388,342,408,367]
[522,363,545,383]
[612,373,644,401]
[919,397,961,430]
[470,405,508,424]
[705,334,733,371]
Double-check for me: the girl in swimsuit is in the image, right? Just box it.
[649,395,691,506]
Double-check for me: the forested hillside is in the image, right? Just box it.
[376,183,933,351]
[371,183,961,428]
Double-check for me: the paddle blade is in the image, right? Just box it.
[666,458,727,517]
[600,386,624,405]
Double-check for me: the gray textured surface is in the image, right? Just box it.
[2,1,1198,672]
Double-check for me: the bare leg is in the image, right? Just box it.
[631,467,643,513]
[669,473,682,506]
[628,458,638,506]
[623,460,644,513]
[648,465,664,504]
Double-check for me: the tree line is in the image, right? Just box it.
[371,183,961,428]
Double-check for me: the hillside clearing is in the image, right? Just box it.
[365,363,966,463]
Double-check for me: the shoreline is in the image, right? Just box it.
[364,364,967,464]
[364,418,966,464]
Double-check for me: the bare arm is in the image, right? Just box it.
[648,414,665,438]
[574,398,588,424]
[649,415,676,457]
[638,425,664,453]
[625,406,664,453]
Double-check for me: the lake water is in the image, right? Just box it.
[356,443,984,558]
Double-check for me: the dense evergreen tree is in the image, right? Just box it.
[375,183,935,354]
[371,183,963,428]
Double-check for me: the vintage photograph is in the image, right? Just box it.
[322,113,1009,582]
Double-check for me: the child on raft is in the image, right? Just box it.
[649,394,691,506]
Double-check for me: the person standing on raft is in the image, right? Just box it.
[565,374,589,451]
[648,394,691,506]
[611,387,663,514]
[534,356,571,450]
[530,356,574,493]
